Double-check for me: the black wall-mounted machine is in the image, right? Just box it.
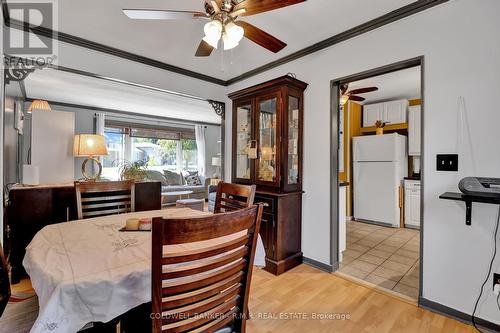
[459,177,500,198]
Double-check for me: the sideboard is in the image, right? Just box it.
[5,181,162,283]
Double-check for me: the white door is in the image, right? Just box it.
[384,100,408,125]
[408,105,421,156]
[363,103,383,127]
[353,161,400,226]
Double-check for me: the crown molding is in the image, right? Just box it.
[2,0,449,87]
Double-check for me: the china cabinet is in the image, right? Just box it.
[229,75,307,275]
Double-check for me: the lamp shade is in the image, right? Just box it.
[73,134,108,157]
[212,156,221,167]
[27,100,51,113]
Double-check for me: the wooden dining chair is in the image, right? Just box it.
[214,182,256,213]
[75,181,135,220]
[0,246,10,317]
[151,204,263,333]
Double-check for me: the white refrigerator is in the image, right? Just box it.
[353,133,407,227]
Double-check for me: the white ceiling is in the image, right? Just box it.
[348,66,421,104]
[8,0,416,80]
[24,68,221,124]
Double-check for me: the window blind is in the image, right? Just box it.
[105,120,195,140]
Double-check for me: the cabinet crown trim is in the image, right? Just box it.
[228,75,308,100]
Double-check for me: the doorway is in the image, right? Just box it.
[330,57,424,301]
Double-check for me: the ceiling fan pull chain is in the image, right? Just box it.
[220,45,225,72]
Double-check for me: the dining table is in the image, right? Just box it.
[23,208,266,333]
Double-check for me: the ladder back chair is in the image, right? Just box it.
[75,181,135,220]
[151,204,263,333]
[214,182,256,213]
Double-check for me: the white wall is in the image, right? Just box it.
[226,0,500,324]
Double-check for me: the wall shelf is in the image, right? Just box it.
[439,192,500,226]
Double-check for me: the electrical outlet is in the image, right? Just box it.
[436,154,458,171]
[493,273,500,290]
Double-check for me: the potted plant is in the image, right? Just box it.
[115,160,149,181]
[375,120,387,135]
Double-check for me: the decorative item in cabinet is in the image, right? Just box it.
[229,75,307,275]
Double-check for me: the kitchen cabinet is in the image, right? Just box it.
[229,75,308,275]
[404,179,421,229]
[408,105,421,156]
[363,99,408,127]
[363,103,384,127]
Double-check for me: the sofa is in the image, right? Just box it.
[145,170,211,206]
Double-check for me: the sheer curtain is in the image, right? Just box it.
[195,125,206,176]
[95,112,105,164]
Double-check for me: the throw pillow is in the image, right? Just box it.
[184,171,202,186]
[163,170,183,185]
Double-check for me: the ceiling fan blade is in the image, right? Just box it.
[230,8,247,17]
[122,9,207,20]
[349,95,365,102]
[234,0,306,17]
[348,87,378,95]
[237,21,286,53]
[211,0,221,13]
[195,40,214,57]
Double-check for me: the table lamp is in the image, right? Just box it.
[74,134,108,181]
[211,156,221,178]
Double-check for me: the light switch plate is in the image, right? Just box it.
[436,154,458,171]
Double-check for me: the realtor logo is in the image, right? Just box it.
[3,0,58,72]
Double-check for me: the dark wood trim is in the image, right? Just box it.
[419,297,500,332]
[25,98,221,127]
[329,57,424,294]
[303,257,333,273]
[227,1,447,85]
[2,0,448,86]
[3,17,225,86]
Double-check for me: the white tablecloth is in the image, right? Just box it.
[23,209,266,333]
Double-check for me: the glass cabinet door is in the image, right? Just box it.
[235,103,252,180]
[257,95,279,185]
[287,95,300,185]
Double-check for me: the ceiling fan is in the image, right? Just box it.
[123,0,306,57]
[339,84,378,105]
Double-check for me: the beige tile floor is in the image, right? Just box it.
[339,220,420,299]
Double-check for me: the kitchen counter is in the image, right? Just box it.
[339,182,350,187]
[404,176,421,181]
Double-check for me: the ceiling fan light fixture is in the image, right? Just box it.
[339,94,349,105]
[222,32,239,50]
[203,35,219,49]
[223,22,244,50]
[203,20,222,47]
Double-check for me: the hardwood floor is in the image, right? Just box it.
[247,264,474,333]
[5,264,475,332]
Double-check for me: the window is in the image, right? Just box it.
[102,125,198,180]
[102,127,126,180]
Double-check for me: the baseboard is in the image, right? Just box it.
[303,257,333,273]
[419,297,500,332]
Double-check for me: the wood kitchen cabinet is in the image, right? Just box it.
[229,75,307,275]
[5,181,161,283]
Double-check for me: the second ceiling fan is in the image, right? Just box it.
[123,0,306,57]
